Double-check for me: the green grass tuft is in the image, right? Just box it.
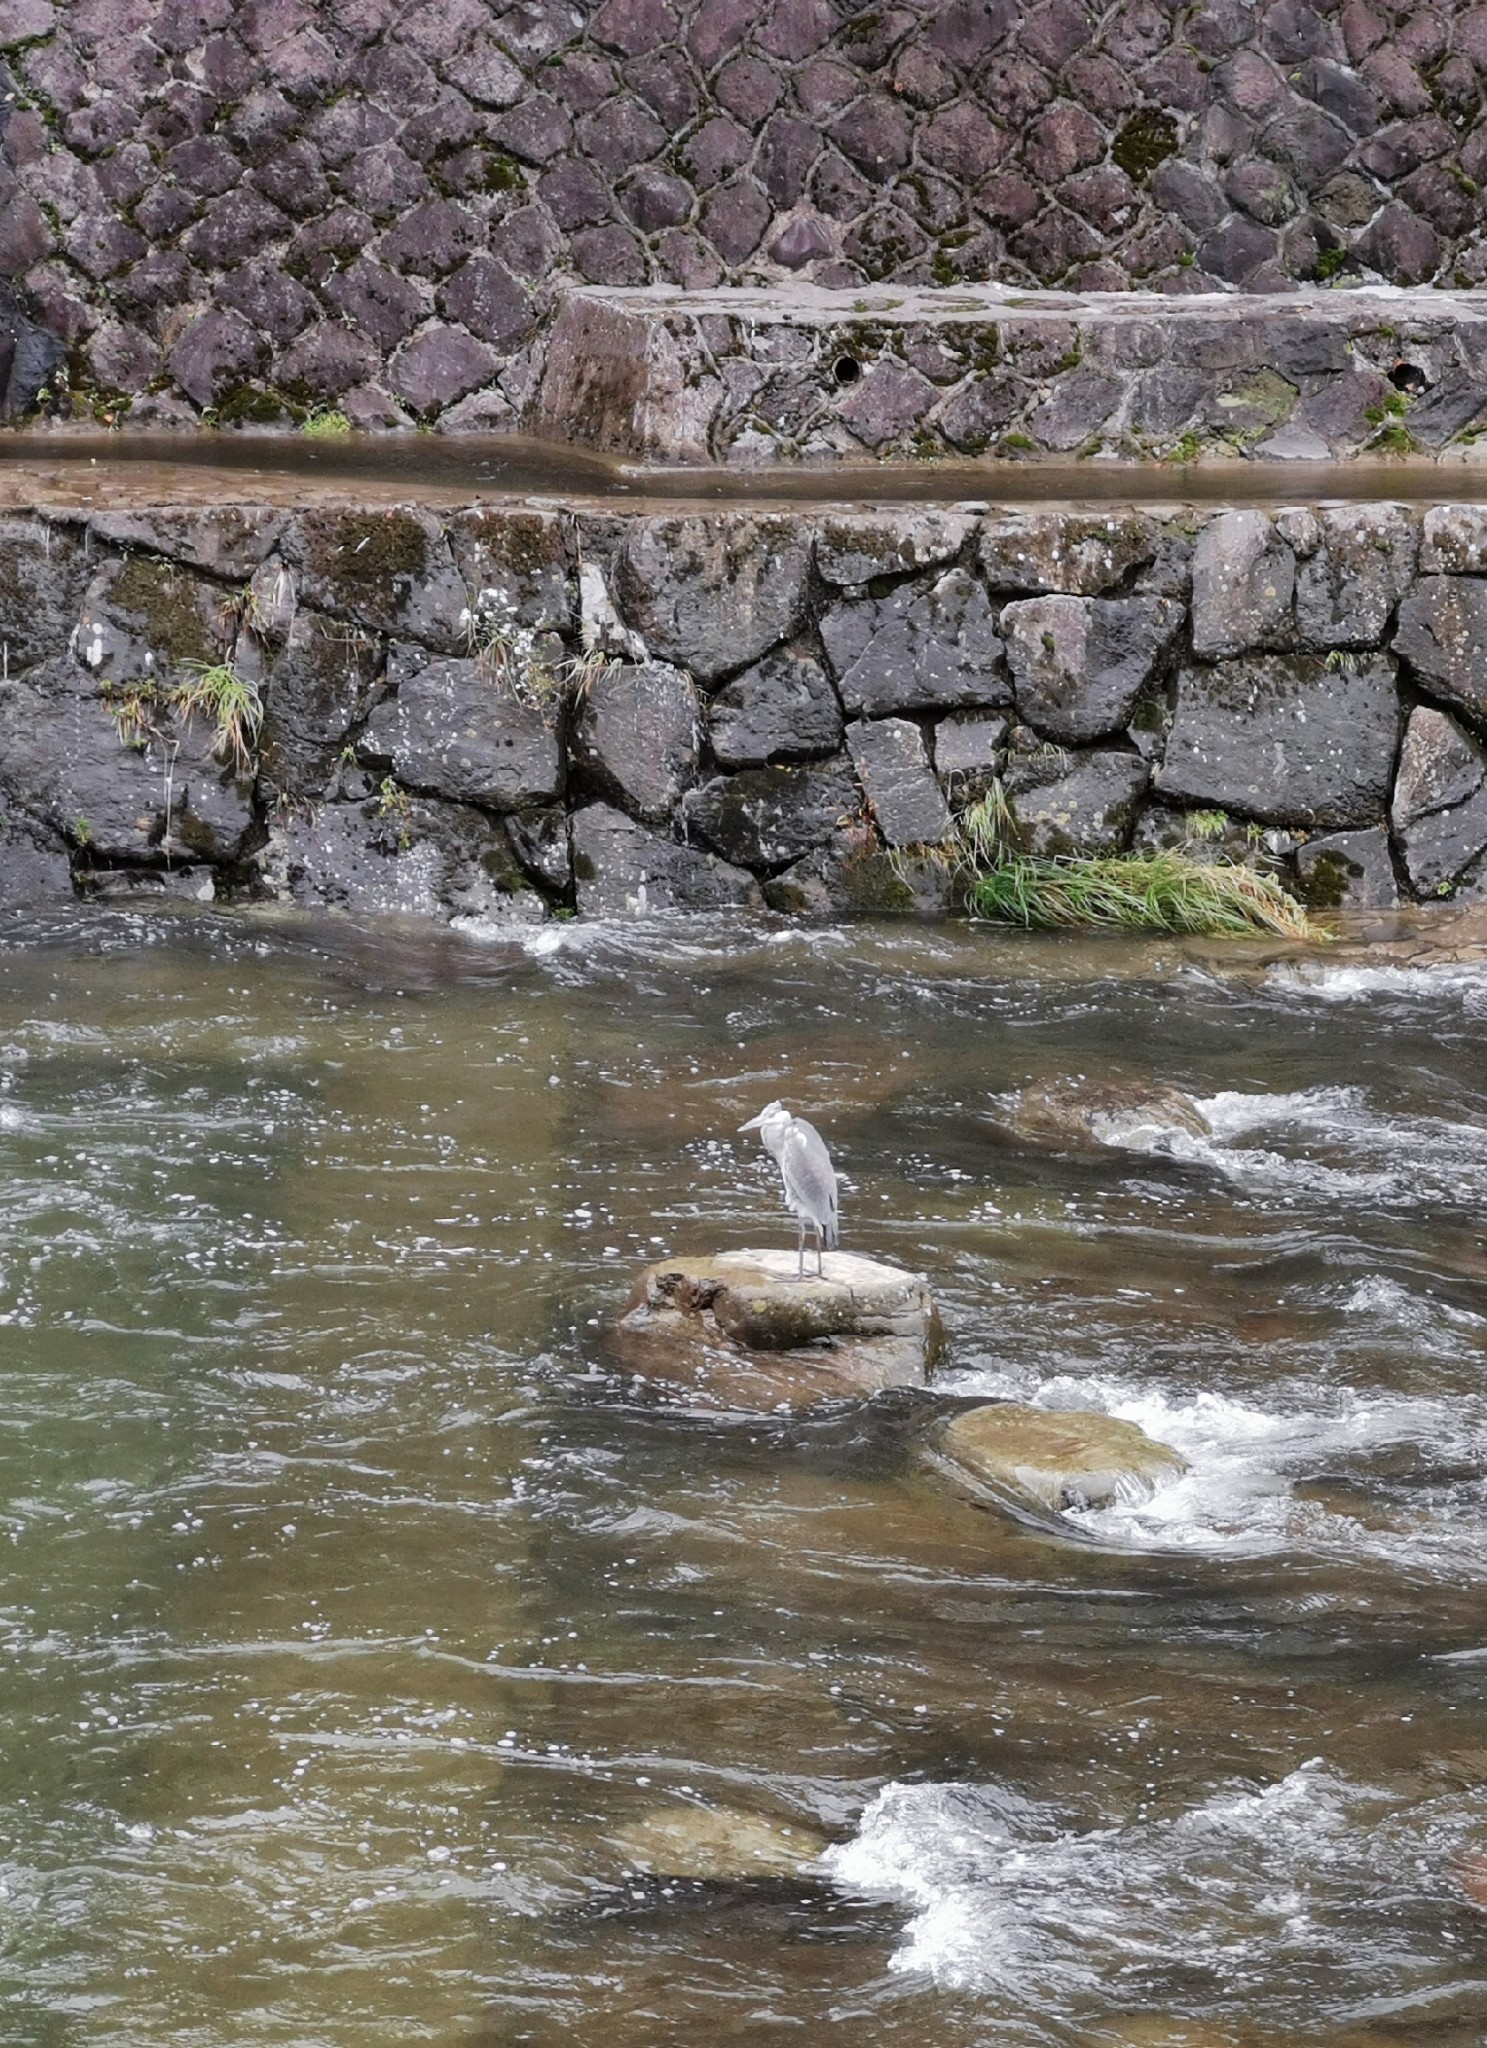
[172,660,263,775]
[967,849,1325,940]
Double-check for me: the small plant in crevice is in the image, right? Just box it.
[375,775,414,852]
[1187,808,1229,841]
[172,659,263,775]
[460,586,604,711]
[953,780,1325,941]
[102,678,164,751]
[301,408,352,439]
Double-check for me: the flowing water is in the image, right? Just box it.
[2,903,1486,2048]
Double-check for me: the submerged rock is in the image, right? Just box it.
[610,1249,944,1410]
[923,1401,1188,1517]
[612,1803,829,1882]
[991,1080,1212,1152]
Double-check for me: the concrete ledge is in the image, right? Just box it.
[528,285,1487,467]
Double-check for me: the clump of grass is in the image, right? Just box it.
[301,408,352,439]
[172,659,263,774]
[969,849,1324,940]
[956,778,1325,940]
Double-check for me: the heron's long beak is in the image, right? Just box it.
[738,1112,765,1131]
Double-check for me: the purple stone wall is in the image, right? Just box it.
[0,0,1483,428]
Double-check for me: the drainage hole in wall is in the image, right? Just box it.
[1389,361,1428,392]
[833,355,862,385]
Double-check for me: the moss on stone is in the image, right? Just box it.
[217,383,296,426]
[303,511,429,610]
[110,557,218,667]
[1112,109,1178,183]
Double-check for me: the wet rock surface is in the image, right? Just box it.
[1158,653,1401,830]
[707,649,843,769]
[820,570,1007,719]
[1390,707,1487,897]
[572,660,699,824]
[571,802,761,917]
[611,1250,944,1411]
[1004,746,1150,857]
[363,656,563,811]
[1002,594,1183,745]
[611,1804,829,1882]
[0,496,1485,923]
[846,719,952,849]
[922,1402,1189,1519]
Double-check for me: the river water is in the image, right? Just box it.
[1,904,1485,2048]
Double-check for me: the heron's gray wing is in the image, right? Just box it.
[779,1120,838,1232]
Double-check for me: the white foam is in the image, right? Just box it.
[827,1764,1474,2013]
[1269,959,1487,1012]
[1093,1083,1487,1210]
[939,1361,1487,1575]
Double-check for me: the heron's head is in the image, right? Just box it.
[739,1099,788,1136]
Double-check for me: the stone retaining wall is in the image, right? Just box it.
[529,282,1487,461]
[2,495,1486,922]
[1,1,1485,429]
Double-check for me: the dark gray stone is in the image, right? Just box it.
[1003,746,1150,856]
[617,517,812,683]
[1191,510,1296,657]
[290,508,468,649]
[571,800,762,915]
[259,610,383,800]
[707,647,843,767]
[1293,505,1419,650]
[0,517,89,672]
[261,795,546,924]
[573,659,699,824]
[504,804,573,894]
[1389,705,1487,897]
[820,568,1008,718]
[1392,577,1487,725]
[1420,507,1487,577]
[932,709,1007,777]
[363,656,563,811]
[1000,593,1183,743]
[1295,827,1401,910]
[980,512,1158,595]
[1157,653,1400,828]
[684,760,858,869]
[0,658,255,865]
[762,824,952,919]
[0,809,72,904]
[845,718,952,848]
[814,510,973,586]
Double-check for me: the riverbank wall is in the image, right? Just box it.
[0,2,1484,430]
[1,492,1485,922]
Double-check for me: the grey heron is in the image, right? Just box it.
[738,1100,840,1279]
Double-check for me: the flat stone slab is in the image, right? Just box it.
[923,1402,1188,1519]
[610,1248,944,1411]
[527,285,1487,466]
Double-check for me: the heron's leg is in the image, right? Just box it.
[815,1222,824,1278]
[796,1215,805,1280]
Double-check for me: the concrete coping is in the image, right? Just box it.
[541,282,1487,331]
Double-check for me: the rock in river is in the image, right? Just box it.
[612,1803,829,1881]
[610,1249,944,1410]
[923,1402,1188,1518]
